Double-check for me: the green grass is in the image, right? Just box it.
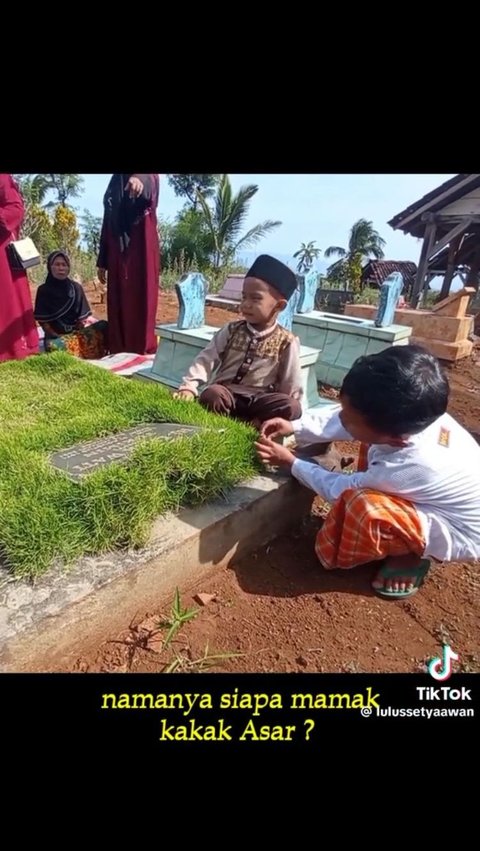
[0,353,259,579]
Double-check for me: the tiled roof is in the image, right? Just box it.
[361,260,417,290]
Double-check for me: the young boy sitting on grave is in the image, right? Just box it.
[172,255,303,424]
[255,344,480,599]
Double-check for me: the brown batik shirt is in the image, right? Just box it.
[179,320,303,399]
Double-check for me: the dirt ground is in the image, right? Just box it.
[42,285,480,674]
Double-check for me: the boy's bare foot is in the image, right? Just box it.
[372,556,431,597]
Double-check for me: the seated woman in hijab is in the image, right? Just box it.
[34,250,108,358]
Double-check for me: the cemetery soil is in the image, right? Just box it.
[40,285,480,673]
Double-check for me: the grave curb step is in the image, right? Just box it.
[0,474,313,672]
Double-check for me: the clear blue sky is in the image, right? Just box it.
[80,173,456,271]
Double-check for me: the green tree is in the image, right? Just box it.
[157,216,175,263]
[81,209,103,255]
[196,174,282,269]
[167,174,221,211]
[12,174,48,206]
[164,209,212,270]
[28,174,84,208]
[293,240,321,272]
[52,206,80,255]
[12,175,55,254]
[324,218,386,291]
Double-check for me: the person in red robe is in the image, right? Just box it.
[0,174,39,362]
[97,174,160,354]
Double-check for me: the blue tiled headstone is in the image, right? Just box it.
[375,272,404,327]
[278,287,299,331]
[175,273,207,329]
[296,269,318,313]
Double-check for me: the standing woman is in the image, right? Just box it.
[0,174,39,362]
[97,174,160,354]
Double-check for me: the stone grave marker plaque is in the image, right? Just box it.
[50,423,205,481]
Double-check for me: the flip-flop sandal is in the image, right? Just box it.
[372,558,431,599]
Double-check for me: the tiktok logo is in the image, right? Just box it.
[427,644,459,681]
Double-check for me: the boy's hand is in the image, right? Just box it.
[255,436,296,469]
[260,418,295,439]
[172,389,196,401]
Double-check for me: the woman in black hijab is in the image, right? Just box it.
[35,250,108,358]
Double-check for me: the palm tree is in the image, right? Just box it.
[324,218,386,291]
[325,218,385,264]
[196,174,281,268]
[293,241,321,273]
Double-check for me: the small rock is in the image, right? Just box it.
[147,635,165,654]
[296,655,308,667]
[137,616,159,633]
[194,592,216,606]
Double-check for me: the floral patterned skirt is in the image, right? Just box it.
[44,320,109,359]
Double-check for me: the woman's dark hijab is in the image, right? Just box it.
[34,250,91,331]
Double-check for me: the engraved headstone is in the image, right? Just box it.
[176,272,207,329]
[375,272,404,327]
[296,269,318,313]
[50,423,205,481]
[278,287,299,331]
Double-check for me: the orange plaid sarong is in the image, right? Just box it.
[315,488,425,570]
[44,321,108,359]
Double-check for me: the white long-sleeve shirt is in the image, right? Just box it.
[291,405,480,562]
